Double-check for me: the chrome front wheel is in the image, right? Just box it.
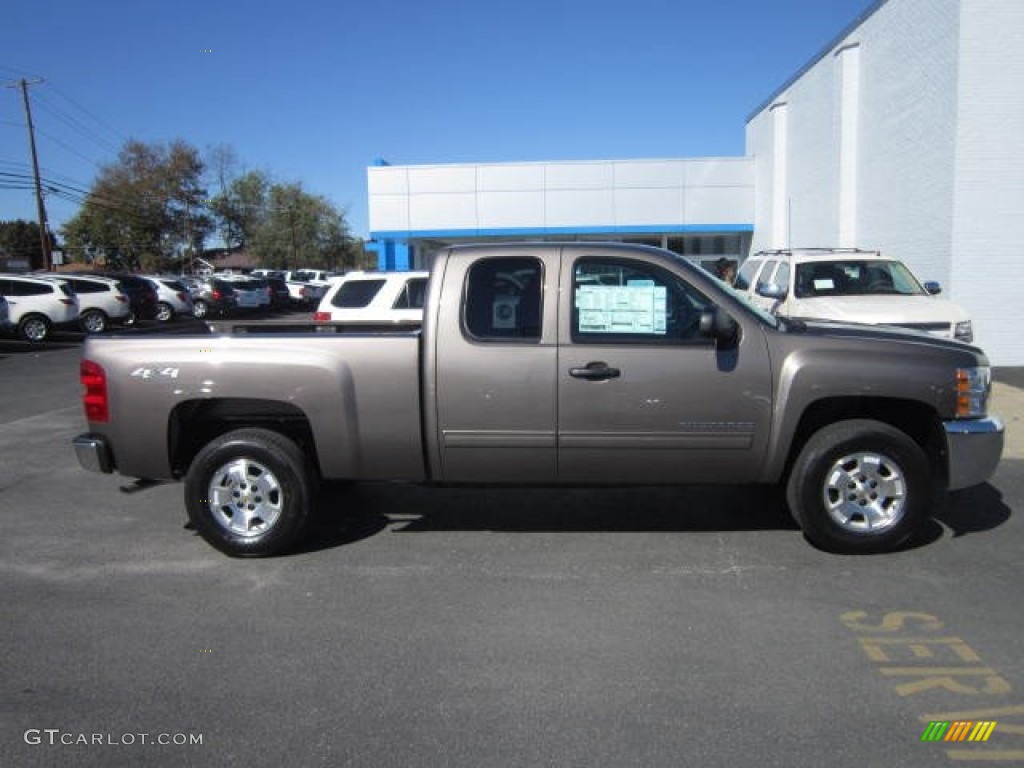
[787,419,930,553]
[822,451,907,533]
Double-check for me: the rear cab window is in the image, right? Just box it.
[463,257,543,341]
[333,279,386,309]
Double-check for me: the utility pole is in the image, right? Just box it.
[4,78,52,271]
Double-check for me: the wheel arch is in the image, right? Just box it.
[781,397,946,488]
[169,398,320,480]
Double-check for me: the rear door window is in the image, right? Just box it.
[70,279,105,294]
[392,278,428,309]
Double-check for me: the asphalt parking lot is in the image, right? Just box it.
[2,330,1022,768]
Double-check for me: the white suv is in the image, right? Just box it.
[734,248,973,342]
[44,274,130,333]
[314,271,429,323]
[0,273,80,341]
[145,276,195,322]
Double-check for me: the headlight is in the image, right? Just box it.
[955,366,990,418]
[954,321,973,342]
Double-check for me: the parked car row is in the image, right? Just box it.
[250,269,333,307]
[0,271,194,341]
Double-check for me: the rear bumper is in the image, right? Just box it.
[943,416,1004,490]
[73,434,114,474]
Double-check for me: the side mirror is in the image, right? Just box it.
[699,307,739,347]
[756,281,788,300]
[924,281,942,295]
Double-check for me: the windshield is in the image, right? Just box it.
[794,260,927,298]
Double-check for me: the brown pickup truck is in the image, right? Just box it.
[73,243,1004,556]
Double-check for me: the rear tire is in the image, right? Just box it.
[155,302,174,322]
[18,314,50,342]
[80,309,108,334]
[192,300,209,319]
[185,428,315,557]
[786,419,931,553]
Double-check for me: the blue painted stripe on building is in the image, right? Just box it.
[370,224,753,239]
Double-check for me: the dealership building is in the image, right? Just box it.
[367,0,1022,365]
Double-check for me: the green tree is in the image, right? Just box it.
[61,139,209,270]
[210,175,356,271]
[0,219,55,271]
[209,169,270,251]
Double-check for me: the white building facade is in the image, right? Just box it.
[367,157,754,275]
[368,0,1023,364]
[747,0,1023,365]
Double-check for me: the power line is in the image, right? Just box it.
[33,91,121,155]
[34,125,107,169]
[50,82,129,145]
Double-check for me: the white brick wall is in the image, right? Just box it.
[747,0,1023,364]
[951,0,1024,366]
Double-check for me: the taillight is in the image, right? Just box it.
[313,311,330,322]
[115,294,128,303]
[81,359,109,423]
[177,292,188,302]
[301,287,311,297]
[212,289,222,300]
[60,298,75,306]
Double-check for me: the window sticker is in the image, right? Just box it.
[576,284,667,335]
[813,278,835,290]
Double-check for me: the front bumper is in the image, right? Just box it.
[943,416,1004,490]
[73,434,114,474]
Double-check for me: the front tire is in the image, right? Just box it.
[155,302,174,322]
[192,300,208,319]
[786,419,931,553]
[185,429,316,557]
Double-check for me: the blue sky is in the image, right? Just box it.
[2,0,878,240]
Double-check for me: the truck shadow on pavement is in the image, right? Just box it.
[301,482,801,554]
[302,475,1013,555]
[926,478,1013,540]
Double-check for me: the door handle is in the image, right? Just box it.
[569,361,621,381]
